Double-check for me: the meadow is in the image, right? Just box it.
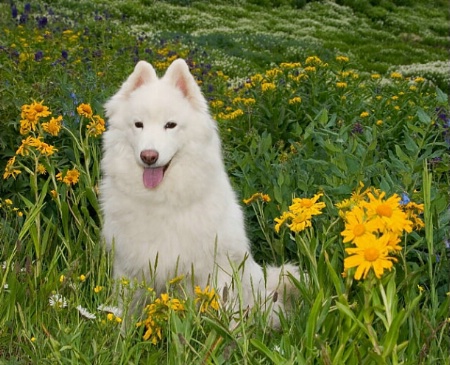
[0,0,449,364]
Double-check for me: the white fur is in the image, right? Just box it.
[101,59,297,326]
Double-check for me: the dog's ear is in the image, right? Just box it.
[105,61,157,118]
[119,61,157,98]
[163,59,208,112]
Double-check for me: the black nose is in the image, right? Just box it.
[140,150,159,165]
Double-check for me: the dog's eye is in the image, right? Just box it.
[164,121,177,129]
[135,122,144,129]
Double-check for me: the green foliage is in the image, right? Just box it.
[1,0,449,363]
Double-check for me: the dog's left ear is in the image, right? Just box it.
[163,59,208,112]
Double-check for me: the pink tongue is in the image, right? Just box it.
[143,167,164,189]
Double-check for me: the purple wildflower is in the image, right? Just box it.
[37,16,48,28]
[351,122,364,135]
[11,5,18,18]
[34,51,43,62]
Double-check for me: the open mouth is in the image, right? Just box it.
[142,160,171,189]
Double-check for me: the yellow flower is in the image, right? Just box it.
[274,211,292,233]
[261,82,276,92]
[216,71,229,80]
[265,68,282,78]
[79,274,86,282]
[280,62,301,69]
[107,313,115,321]
[38,142,57,156]
[3,157,21,179]
[360,111,370,118]
[288,211,313,233]
[233,97,256,106]
[305,56,323,65]
[19,101,51,135]
[384,232,402,252]
[94,286,103,293]
[275,193,325,234]
[362,192,413,234]
[336,82,347,88]
[289,193,325,217]
[86,115,106,137]
[390,72,403,79]
[42,115,63,136]
[194,285,220,313]
[250,74,264,84]
[288,73,308,82]
[19,119,33,135]
[59,275,65,283]
[19,136,57,156]
[140,293,185,344]
[304,66,316,73]
[57,168,80,186]
[376,120,383,126]
[336,55,349,63]
[414,77,425,83]
[401,201,425,230]
[37,164,47,175]
[63,169,80,185]
[22,100,51,120]
[288,97,302,105]
[217,109,244,120]
[344,234,397,280]
[77,103,93,118]
[210,100,224,108]
[371,74,381,80]
[4,199,13,205]
[243,193,271,205]
[341,206,379,245]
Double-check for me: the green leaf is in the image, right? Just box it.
[251,339,287,363]
[324,251,344,295]
[316,108,328,126]
[382,309,406,357]
[335,301,369,336]
[435,87,447,104]
[323,140,342,153]
[416,108,431,125]
[395,145,410,163]
[305,289,324,353]
[403,133,419,154]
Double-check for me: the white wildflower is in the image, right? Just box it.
[49,294,68,308]
[76,305,96,320]
[97,304,122,318]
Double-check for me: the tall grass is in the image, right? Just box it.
[1,1,449,364]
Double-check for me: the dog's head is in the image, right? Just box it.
[104,59,217,190]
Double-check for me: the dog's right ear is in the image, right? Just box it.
[117,61,157,98]
[105,61,157,118]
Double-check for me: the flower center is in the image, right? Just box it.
[376,204,392,217]
[364,247,380,262]
[302,200,313,208]
[353,223,366,237]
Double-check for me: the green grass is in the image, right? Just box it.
[1,1,449,364]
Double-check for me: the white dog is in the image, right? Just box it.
[101,59,298,326]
